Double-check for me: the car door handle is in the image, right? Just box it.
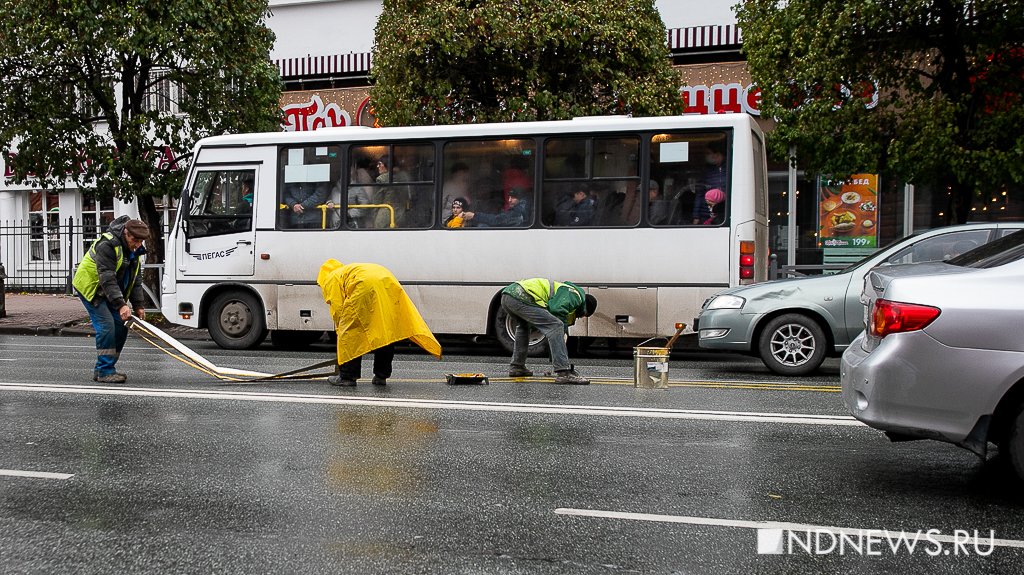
[237,240,253,246]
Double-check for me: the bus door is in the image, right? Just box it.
[177,167,258,277]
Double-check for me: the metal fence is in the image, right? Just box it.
[767,253,848,280]
[0,218,163,311]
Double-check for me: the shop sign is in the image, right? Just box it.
[282,94,352,132]
[681,83,762,116]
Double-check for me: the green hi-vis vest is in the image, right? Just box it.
[72,232,140,302]
[517,277,564,307]
[510,278,585,326]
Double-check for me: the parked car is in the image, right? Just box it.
[840,229,1024,479]
[695,223,1024,375]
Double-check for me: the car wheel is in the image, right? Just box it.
[207,290,268,350]
[1007,405,1024,481]
[757,313,827,376]
[493,305,549,358]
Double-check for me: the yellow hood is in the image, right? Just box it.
[317,259,442,365]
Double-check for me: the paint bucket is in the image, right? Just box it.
[633,346,670,389]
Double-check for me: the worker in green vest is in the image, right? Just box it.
[500,278,597,385]
[72,216,150,383]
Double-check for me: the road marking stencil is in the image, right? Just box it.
[0,382,861,426]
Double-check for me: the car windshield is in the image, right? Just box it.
[947,229,1024,268]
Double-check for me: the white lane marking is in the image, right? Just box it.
[0,469,74,480]
[0,382,862,426]
[0,358,16,361]
[555,508,1024,549]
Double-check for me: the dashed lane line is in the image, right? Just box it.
[0,382,860,426]
[0,469,75,480]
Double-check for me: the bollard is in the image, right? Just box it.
[0,262,7,319]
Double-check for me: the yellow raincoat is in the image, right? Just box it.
[317,259,442,366]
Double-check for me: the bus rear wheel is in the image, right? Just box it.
[494,306,550,358]
[207,290,268,350]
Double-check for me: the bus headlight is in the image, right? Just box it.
[706,294,745,310]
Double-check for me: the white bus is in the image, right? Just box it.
[161,114,768,352]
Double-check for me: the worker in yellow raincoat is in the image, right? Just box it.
[317,259,442,387]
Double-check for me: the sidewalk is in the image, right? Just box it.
[0,292,209,340]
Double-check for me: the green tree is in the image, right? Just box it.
[737,0,1024,224]
[0,0,282,261]
[370,0,683,126]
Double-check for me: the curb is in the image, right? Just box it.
[0,318,88,337]
[0,321,211,341]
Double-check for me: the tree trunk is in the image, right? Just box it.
[136,195,165,311]
[137,195,165,264]
[953,187,973,225]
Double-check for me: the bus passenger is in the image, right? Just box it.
[554,184,596,226]
[501,155,532,211]
[462,187,529,227]
[373,156,411,228]
[693,141,727,224]
[500,278,597,385]
[283,181,329,228]
[334,155,374,228]
[700,188,726,225]
[441,162,472,221]
[240,175,254,208]
[317,259,442,387]
[444,197,469,228]
[647,180,671,225]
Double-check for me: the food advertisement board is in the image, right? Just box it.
[818,174,879,248]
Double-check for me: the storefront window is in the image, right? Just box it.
[81,193,115,253]
[28,190,60,262]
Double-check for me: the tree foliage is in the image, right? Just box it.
[0,0,282,258]
[370,0,684,126]
[737,0,1024,223]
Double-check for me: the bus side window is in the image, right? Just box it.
[278,145,339,230]
[362,143,434,229]
[442,138,535,228]
[541,136,637,227]
[649,132,729,226]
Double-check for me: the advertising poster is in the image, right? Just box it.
[818,174,879,248]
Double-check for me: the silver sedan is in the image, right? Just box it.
[696,223,1023,375]
[841,230,1024,479]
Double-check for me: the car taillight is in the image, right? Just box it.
[869,299,941,338]
[739,241,756,283]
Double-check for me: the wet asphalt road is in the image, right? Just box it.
[2,333,1023,574]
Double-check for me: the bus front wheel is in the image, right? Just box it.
[207,290,268,350]
[493,306,550,358]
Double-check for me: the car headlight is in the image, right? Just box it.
[706,294,745,310]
